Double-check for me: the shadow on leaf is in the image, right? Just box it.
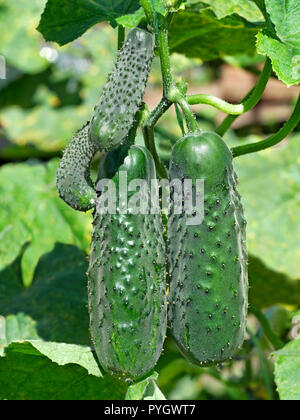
[0,243,90,345]
[249,255,300,309]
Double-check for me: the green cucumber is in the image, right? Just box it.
[168,131,248,366]
[56,123,98,212]
[89,28,154,151]
[88,145,167,380]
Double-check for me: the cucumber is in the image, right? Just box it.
[168,131,248,366]
[89,28,154,151]
[56,123,98,212]
[88,145,167,380]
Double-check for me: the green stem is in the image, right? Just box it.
[232,94,300,157]
[244,358,253,384]
[175,103,185,135]
[250,306,284,350]
[140,0,154,24]
[187,94,245,115]
[216,58,272,136]
[143,125,168,179]
[178,97,198,132]
[247,328,275,401]
[142,99,171,178]
[143,11,198,166]
[157,18,173,96]
[117,26,125,50]
[143,12,196,171]
[215,90,254,137]
[145,97,172,128]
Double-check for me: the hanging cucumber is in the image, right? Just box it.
[89,27,154,151]
[56,123,98,212]
[168,131,248,366]
[88,145,167,380]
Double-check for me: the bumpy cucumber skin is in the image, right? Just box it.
[88,146,167,380]
[89,28,154,151]
[168,132,248,366]
[57,123,98,212]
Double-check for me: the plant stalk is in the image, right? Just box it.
[143,125,168,179]
[216,58,272,136]
[250,306,284,350]
[140,0,155,24]
[232,94,300,157]
[117,26,125,50]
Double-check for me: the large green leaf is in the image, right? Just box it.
[22,340,102,376]
[0,159,92,287]
[37,0,140,45]
[235,135,300,279]
[200,0,263,21]
[0,0,48,74]
[272,338,300,400]
[0,243,90,345]
[118,0,263,29]
[0,342,126,400]
[0,314,39,356]
[168,2,262,61]
[256,0,300,86]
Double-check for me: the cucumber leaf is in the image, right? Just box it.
[198,0,263,21]
[0,243,90,345]
[37,0,140,45]
[272,338,300,400]
[256,0,300,86]
[0,314,39,356]
[0,159,92,287]
[126,372,166,400]
[0,341,126,400]
[168,2,262,61]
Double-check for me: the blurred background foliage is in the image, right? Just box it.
[0,0,300,400]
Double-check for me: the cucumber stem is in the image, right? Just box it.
[250,306,284,350]
[140,0,155,24]
[232,94,300,157]
[145,97,172,128]
[175,103,185,135]
[157,15,198,133]
[177,97,198,133]
[143,7,198,164]
[143,98,171,177]
[216,58,272,136]
[247,328,275,400]
[187,94,245,115]
[117,26,125,50]
[143,125,168,179]
[157,19,173,96]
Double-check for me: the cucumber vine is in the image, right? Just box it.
[139,0,300,167]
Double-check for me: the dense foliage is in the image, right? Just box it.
[0,0,299,400]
